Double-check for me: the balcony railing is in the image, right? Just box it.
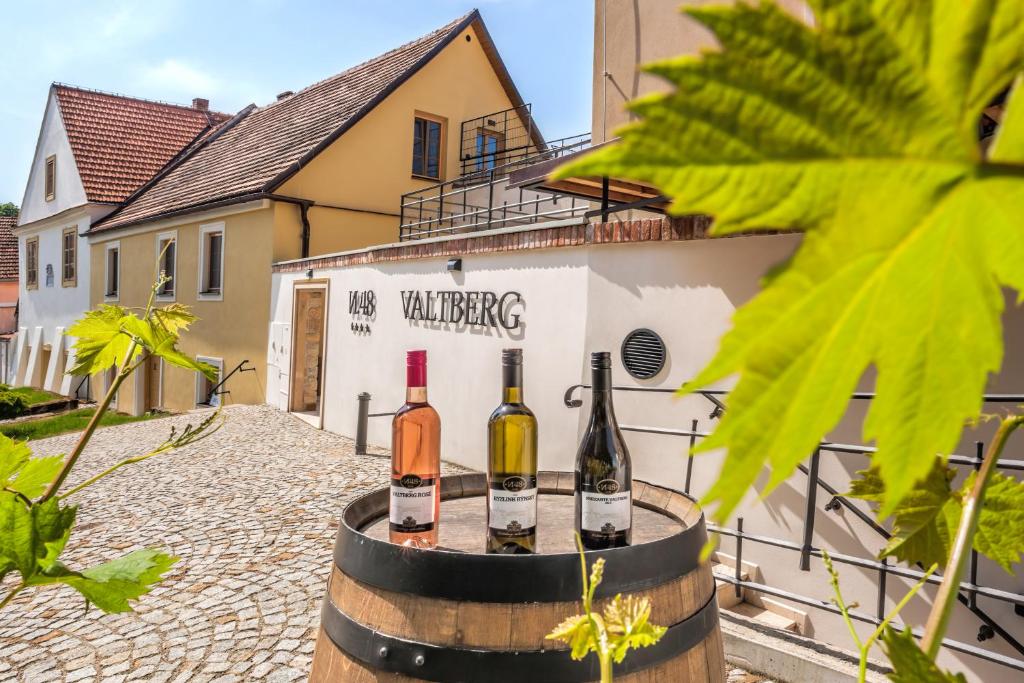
[399,133,591,241]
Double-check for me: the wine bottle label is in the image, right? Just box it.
[389,475,437,533]
[488,475,538,537]
[578,482,631,534]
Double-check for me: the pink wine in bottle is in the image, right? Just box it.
[390,349,441,547]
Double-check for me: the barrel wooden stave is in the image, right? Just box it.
[311,473,724,682]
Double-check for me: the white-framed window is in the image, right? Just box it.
[45,155,56,201]
[104,241,120,301]
[61,227,77,287]
[155,231,177,300]
[25,237,39,289]
[195,356,224,407]
[198,222,225,300]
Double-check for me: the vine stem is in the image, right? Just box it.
[0,583,26,611]
[921,413,1024,658]
[38,270,171,503]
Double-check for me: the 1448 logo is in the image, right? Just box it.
[349,290,376,317]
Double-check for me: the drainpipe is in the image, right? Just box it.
[299,202,311,259]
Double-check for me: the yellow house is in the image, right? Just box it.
[85,10,543,415]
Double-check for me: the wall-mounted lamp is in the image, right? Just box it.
[446,258,462,272]
[306,269,314,279]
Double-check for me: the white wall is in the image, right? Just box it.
[19,90,88,225]
[13,88,111,393]
[267,232,1024,682]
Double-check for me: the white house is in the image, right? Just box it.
[13,84,226,395]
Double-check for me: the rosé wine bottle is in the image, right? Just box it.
[389,350,441,548]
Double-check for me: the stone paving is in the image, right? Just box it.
[0,404,767,682]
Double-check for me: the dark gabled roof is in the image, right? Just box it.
[0,215,19,280]
[53,85,230,204]
[92,10,527,234]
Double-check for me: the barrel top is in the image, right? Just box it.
[363,492,681,553]
[333,471,710,603]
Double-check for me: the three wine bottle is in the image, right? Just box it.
[389,348,632,552]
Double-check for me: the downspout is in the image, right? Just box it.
[299,202,311,259]
[601,0,608,143]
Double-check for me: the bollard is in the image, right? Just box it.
[355,392,370,455]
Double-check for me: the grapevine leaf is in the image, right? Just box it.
[5,455,65,500]
[547,614,596,661]
[30,548,178,613]
[66,305,136,375]
[848,463,959,568]
[0,496,76,578]
[966,470,1024,573]
[554,0,1024,522]
[121,317,217,381]
[881,627,967,683]
[0,434,32,482]
[603,594,667,664]
[151,304,197,335]
[848,465,1024,572]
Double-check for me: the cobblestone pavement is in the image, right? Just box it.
[0,404,769,682]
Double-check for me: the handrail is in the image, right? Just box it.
[562,381,1024,672]
[199,359,256,406]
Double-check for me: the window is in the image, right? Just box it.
[199,224,224,299]
[195,356,224,407]
[475,130,503,171]
[156,233,176,299]
[61,227,76,287]
[45,155,56,201]
[105,242,120,300]
[105,367,119,407]
[25,237,38,289]
[412,114,445,180]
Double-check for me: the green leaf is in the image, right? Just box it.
[56,549,177,613]
[66,305,137,375]
[0,496,76,578]
[848,463,960,568]
[881,627,967,682]
[151,303,198,335]
[966,470,1024,572]
[555,0,1024,523]
[848,464,1024,573]
[547,613,596,661]
[603,594,666,664]
[121,317,217,381]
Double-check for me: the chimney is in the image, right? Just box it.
[276,91,294,102]
[192,97,209,111]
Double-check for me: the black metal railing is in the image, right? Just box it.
[562,384,1024,674]
[459,104,536,176]
[399,133,591,241]
[198,359,256,406]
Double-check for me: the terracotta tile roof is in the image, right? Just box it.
[0,215,19,281]
[54,85,231,204]
[91,11,481,233]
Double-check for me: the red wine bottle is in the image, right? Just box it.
[574,352,632,549]
[390,350,441,548]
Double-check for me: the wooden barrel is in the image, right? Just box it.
[311,472,723,682]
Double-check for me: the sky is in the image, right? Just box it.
[0,0,594,204]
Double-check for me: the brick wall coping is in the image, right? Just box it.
[272,215,716,274]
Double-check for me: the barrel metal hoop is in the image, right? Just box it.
[320,583,720,682]
[334,474,708,603]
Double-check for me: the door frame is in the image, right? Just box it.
[289,280,330,428]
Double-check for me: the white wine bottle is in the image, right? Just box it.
[574,351,632,549]
[486,348,538,554]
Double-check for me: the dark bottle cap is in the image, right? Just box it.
[502,348,523,365]
[591,351,612,370]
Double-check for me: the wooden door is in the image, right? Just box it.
[291,288,326,413]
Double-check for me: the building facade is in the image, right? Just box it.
[13,85,226,397]
[84,10,550,416]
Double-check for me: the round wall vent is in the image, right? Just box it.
[621,328,666,380]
